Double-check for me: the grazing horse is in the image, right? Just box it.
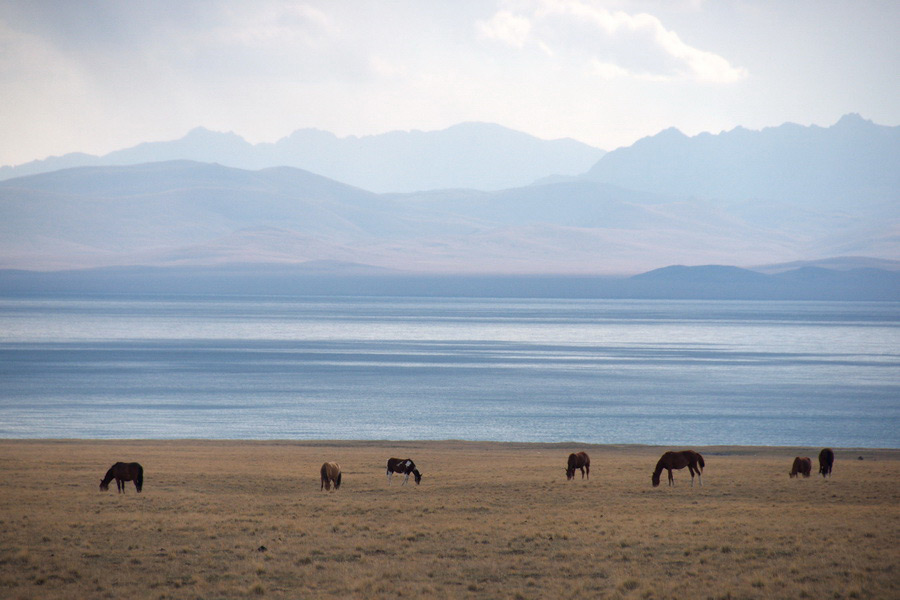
[99,462,143,493]
[652,450,704,487]
[565,452,590,480]
[320,462,342,491]
[789,456,812,478]
[386,458,422,485]
[819,448,834,478]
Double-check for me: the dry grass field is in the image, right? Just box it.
[0,440,897,600]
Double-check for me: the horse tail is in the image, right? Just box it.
[334,472,342,490]
[697,453,705,471]
[136,464,144,492]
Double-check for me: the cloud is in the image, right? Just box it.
[477,10,533,49]
[477,0,747,83]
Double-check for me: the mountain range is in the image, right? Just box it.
[2,262,897,301]
[0,115,897,288]
[580,113,898,208]
[0,123,605,193]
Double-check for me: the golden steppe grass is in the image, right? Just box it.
[0,440,897,600]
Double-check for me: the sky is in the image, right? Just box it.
[1,0,897,167]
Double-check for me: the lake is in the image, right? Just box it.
[0,295,897,447]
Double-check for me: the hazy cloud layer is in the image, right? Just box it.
[478,1,748,82]
[0,1,897,166]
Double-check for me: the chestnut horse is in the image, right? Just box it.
[819,448,834,478]
[565,452,590,480]
[386,458,422,485]
[99,462,143,493]
[789,456,812,478]
[320,461,342,491]
[652,450,704,487]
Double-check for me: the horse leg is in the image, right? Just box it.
[667,469,674,486]
[387,471,393,485]
[402,472,410,486]
[585,464,589,479]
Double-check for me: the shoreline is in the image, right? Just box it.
[3,437,897,456]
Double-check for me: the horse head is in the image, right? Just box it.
[565,468,574,481]
[99,480,109,491]
[413,470,422,485]
[651,473,661,487]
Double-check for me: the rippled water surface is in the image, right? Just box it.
[1,296,897,447]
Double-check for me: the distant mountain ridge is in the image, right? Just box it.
[582,113,899,207]
[1,263,897,301]
[0,122,605,193]
[1,114,897,278]
[0,159,896,276]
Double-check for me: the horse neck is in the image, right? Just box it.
[652,460,666,478]
[101,470,115,486]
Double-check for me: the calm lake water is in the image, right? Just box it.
[0,295,897,447]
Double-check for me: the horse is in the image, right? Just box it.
[320,462,342,491]
[789,456,812,478]
[565,452,590,480]
[386,458,422,485]
[651,450,704,487]
[99,462,143,493]
[819,448,834,478]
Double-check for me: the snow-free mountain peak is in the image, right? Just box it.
[0,122,605,193]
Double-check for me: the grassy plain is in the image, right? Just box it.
[0,440,897,600]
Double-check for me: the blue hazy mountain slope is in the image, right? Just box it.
[1,263,897,301]
[0,161,447,268]
[0,123,605,193]
[0,159,896,274]
[582,114,900,208]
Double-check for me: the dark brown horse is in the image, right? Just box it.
[386,458,422,485]
[652,450,704,487]
[99,462,143,493]
[818,448,834,478]
[320,461,342,491]
[565,452,590,480]
[789,456,812,478]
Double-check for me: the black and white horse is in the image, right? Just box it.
[386,458,422,485]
